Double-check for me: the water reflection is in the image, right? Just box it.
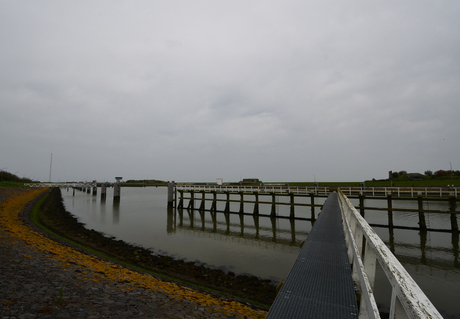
[167,208,309,247]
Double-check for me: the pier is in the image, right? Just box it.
[171,184,459,233]
[266,192,443,318]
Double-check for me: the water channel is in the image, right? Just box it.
[61,186,460,318]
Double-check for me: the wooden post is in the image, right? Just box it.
[92,184,97,196]
[210,191,217,212]
[113,182,121,202]
[239,213,244,236]
[187,191,195,210]
[224,192,230,213]
[289,193,295,218]
[359,194,365,217]
[290,218,296,245]
[310,193,316,221]
[387,194,393,228]
[449,197,458,233]
[271,216,277,242]
[253,192,259,215]
[271,193,276,217]
[418,196,427,231]
[239,192,244,214]
[72,188,75,196]
[167,182,175,208]
[224,212,230,234]
[177,190,184,209]
[199,191,205,211]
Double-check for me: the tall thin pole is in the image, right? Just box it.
[49,153,53,182]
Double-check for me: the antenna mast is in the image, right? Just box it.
[49,153,53,182]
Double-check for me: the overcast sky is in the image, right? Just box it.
[1,1,459,183]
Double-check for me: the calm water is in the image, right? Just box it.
[61,187,460,318]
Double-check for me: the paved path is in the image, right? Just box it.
[0,188,266,319]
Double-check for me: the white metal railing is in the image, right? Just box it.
[174,184,330,195]
[337,190,443,319]
[175,185,458,198]
[344,186,457,198]
[27,182,97,188]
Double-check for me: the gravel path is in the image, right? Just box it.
[0,187,267,319]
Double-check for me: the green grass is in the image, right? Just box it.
[0,181,31,187]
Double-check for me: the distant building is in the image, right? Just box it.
[407,173,424,180]
[240,178,261,185]
[216,178,223,185]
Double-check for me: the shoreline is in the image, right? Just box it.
[31,188,276,307]
[0,186,268,318]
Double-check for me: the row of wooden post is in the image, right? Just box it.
[173,189,459,233]
[174,190,317,221]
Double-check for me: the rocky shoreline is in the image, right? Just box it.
[35,188,276,306]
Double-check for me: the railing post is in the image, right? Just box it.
[390,290,409,319]
[363,243,377,290]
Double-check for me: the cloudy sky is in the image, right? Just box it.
[1,1,459,183]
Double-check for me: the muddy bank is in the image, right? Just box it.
[36,188,276,306]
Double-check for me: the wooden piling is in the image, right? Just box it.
[289,193,295,218]
[310,193,316,221]
[387,195,393,228]
[271,193,276,217]
[199,191,206,211]
[449,197,458,233]
[187,191,194,210]
[253,192,259,215]
[210,191,217,212]
[177,190,184,209]
[92,185,97,196]
[359,194,365,217]
[418,196,427,231]
[239,192,244,214]
[167,182,175,208]
[224,192,230,213]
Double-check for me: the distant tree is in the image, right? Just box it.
[434,170,449,177]
[424,170,433,176]
[392,172,399,178]
[455,170,460,176]
[398,170,407,176]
